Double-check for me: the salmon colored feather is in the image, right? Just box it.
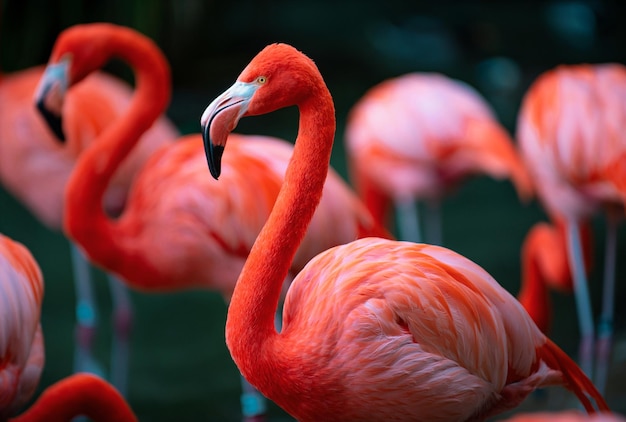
[0,234,44,420]
[200,43,609,422]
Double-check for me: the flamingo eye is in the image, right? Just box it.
[257,76,267,84]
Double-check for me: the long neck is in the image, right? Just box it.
[225,82,335,381]
[10,374,137,422]
[63,31,170,267]
[517,228,552,335]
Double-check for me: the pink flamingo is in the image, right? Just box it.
[200,42,609,421]
[344,73,533,243]
[34,24,388,421]
[0,25,179,394]
[0,233,45,420]
[9,373,137,422]
[517,63,626,389]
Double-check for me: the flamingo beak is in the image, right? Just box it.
[200,81,257,179]
[34,59,70,142]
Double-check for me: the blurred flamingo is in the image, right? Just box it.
[344,73,533,243]
[500,410,626,422]
[1,235,136,422]
[0,26,179,394]
[9,373,137,422]
[34,23,388,421]
[200,42,609,421]
[517,63,626,389]
[517,218,593,335]
[0,233,44,420]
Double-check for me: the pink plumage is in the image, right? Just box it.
[0,234,45,419]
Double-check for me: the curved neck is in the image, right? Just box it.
[518,231,552,335]
[10,374,136,422]
[225,82,335,382]
[63,31,170,267]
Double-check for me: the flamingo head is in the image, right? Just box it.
[33,23,134,142]
[200,43,323,179]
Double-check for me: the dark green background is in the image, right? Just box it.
[1,0,625,420]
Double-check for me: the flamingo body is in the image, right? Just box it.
[238,237,588,421]
[518,64,626,220]
[0,234,45,419]
[71,131,383,295]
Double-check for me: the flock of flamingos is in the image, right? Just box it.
[1,21,625,422]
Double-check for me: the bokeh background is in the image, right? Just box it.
[1,0,626,420]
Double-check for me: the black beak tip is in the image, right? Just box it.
[36,98,66,142]
[202,123,224,180]
[207,144,224,180]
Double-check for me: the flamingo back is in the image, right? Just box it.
[0,234,45,418]
[517,63,626,218]
[109,134,382,296]
[345,73,532,201]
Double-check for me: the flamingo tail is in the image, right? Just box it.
[538,338,610,413]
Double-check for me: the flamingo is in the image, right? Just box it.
[517,218,593,335]
[517,63,626,389]
[200,42,610,422]
[0,25,179,394]
[33,23,388,421]
[0,233,45,420]
[9,373,137,422]
[344,73,533,243]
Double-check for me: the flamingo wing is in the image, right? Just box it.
[278,238,552,421]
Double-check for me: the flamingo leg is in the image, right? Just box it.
[394,197,422,243]
[107,274,133,397]
[424,198,443,246]
[594,210,618,394]
[69,243,104,378]
[240,375,267,422]
[238,311,282,422]
[565,219,595,377]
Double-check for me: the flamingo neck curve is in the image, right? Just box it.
[63,28,171,270]
[225,78,335,388]
[518,235,552,335]
[10,374,137,422]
